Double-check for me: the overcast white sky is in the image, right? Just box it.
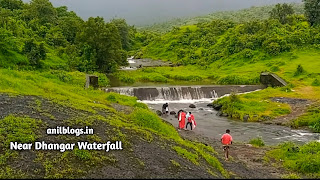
[22,0,303,25]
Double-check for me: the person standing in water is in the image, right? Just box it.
[178,110,186,130]
[221,129,233,161]
[186,112,196,130]
[162,103,169,116]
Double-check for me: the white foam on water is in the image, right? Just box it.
[120,67,137,70]
[128,60,136,64]
[139,98,216,104]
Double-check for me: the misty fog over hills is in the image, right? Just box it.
[22,0,302,26]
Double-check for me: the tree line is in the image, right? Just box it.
[140,1,320,68]
[0,0,139,73]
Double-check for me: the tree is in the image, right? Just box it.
[23,39,46,67]
[303,0,320,26]
[269,3,295,24]
[76,17,126,73]
[0,0,24,11]
[110,18,131,51]
[26,0,57,25]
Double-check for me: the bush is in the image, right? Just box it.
[312,79,320,86]
[294,64,305,76]
[119,75,135,84]
[249,137,265,147]
[74,148,92,161]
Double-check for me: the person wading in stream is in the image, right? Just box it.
[186,112,197,130]
[178,110,186,131]
[162,103,169,116]
[221,129,233,161]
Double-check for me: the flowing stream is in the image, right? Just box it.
[107,58,320,145]
[146,101,320,145]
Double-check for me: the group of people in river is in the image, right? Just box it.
[162,103,232,161]
[177,110,197,131]
[162,103,197,131]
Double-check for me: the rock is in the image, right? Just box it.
[213,104,222,111]
[261,115,272,121]
[221,113,229,117]
[207,103,213,107]
[189,104,196,108]
[174,115,178,118]
[199,108,204,110]
[156,110,162,116]
[216,111,222,116]
[170,111,176,115]
[243,115,249,122]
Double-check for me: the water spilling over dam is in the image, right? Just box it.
[104,85,266,101]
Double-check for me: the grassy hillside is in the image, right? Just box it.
[139,3,304,33]
[0,69,228,178]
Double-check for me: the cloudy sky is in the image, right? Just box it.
[22,0,303,25]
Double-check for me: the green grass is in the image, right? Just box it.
[214,89,292,121]
[117,49,320,86]
[291,105,320,132]
[172,146,199,165]
[0,68,228,177]
[249,137,265,147]
[266,141,320,178]
[170,159,180,167]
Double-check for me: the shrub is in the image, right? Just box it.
[249,137,265,147]
[74,148,92,161]
[312,79,320,86]
[294,64,305,76]
[119,75,135,84]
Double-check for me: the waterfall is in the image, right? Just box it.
[104,85,265,101]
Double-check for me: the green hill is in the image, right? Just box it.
[0,69,228,178]
[139,3,304,33]
[0,0,228,178]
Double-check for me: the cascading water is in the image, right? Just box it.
[104,85,264,102]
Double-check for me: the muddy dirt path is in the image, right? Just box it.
[264,97,313,126]
[177,130,288,179]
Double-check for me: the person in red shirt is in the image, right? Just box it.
[186,112,196,130]
[221,129,233,161]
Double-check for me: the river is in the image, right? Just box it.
[145,101,319,145]
[107,58,320,146]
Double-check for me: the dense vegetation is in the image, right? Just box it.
[141,15,320,68]
[266,141,320,178]
[1,0,320,178]
[139,3,304,33]
[0,0,141,73]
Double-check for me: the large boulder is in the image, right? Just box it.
[189,104,196,108]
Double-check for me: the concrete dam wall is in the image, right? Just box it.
[104,85,266,101]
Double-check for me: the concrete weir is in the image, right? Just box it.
[104,85,266,101]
